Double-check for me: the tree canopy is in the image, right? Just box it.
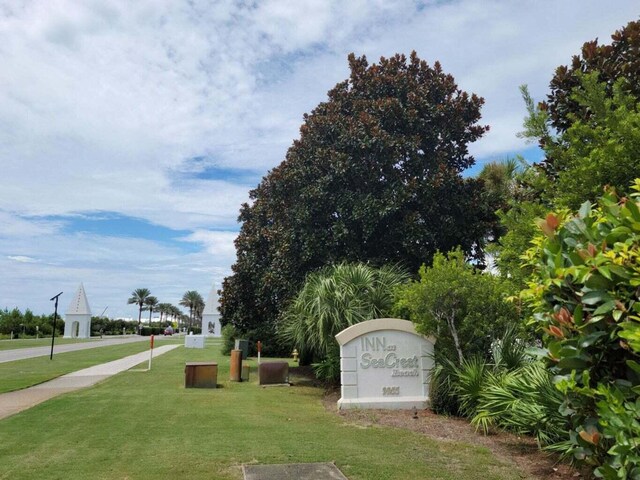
[546,20,640,132]
[221,51,494,337]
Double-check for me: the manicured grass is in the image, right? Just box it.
[0,342,159,393]
[0,337,106,350]
[0,342,528,480]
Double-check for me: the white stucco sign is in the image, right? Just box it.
[335,318,435,410]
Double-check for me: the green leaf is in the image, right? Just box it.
[627,360,640,374]
[559,401,576,416]
[609,264,632,279]
[526,347,550,358]
[579,331,608,348]
[597,266,612,280]
[558,356,589,370]
[578,201,592,219]
[626,199,640,222]
[593,300,616,316]
[548,340,562,359]
[574,304,584,326]
[582,290,614,305]
[585,274,612,290]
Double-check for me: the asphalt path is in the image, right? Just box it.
[0,335,169,363]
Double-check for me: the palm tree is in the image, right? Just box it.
[194,297,205,324]
[478,157,520,201]
[127,288,151,334]
[170,305,182,327]
[143,296,159,324]
[157,303,172,325]
[279,263,409,360]
[179,291,204,329]
[179,313,189,332]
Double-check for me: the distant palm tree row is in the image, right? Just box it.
[127,288,203,333]
[179,290,204,330]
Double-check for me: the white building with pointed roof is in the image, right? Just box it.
[64,283,92,338]
[202,283,222,337]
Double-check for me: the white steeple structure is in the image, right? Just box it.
[202,283,222,337]
[64,283,92,338]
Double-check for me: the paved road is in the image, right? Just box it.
[0,335,171,363]
[0,344,180,420]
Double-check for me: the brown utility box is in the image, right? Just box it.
[185,362,218,388]
[258,361,289,385]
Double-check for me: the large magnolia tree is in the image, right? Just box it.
[545,20,640,133]
[221,52,495,342]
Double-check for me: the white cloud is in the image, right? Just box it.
[0,229,231,317]
[0,211,64,237]
[7,255,37,263]
[0,0,638,315]
[180,230,237,258]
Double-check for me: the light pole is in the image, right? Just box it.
[50,292,63,360]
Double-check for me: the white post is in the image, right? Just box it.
[148,335,154,370]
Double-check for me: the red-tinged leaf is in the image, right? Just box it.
[579,430,598,445]
[537,218,555,238]
[548,325,565,339]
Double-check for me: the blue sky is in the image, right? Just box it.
[1,0,638,319]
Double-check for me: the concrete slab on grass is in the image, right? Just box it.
[243,462,348,480]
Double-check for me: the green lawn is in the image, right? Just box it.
[0,342,161,393]
[0,337,107,350]
[0,341,530,480]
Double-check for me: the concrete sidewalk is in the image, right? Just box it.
[0,344,180,420]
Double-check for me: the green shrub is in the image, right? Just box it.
[140,327,164,336]
[471,362,568,448]
[430,326,531,417]
[311,344,341,383]
[428,356,461,415]
[394,248,520,365]
[521,179,640,478]
[221,324,238,356]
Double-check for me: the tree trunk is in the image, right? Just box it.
[447,310,464,365]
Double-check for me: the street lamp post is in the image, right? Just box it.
[50,292,63,360]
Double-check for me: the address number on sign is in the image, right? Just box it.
[382,386,400,396]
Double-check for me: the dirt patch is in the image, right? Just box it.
[321,388,586,480]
